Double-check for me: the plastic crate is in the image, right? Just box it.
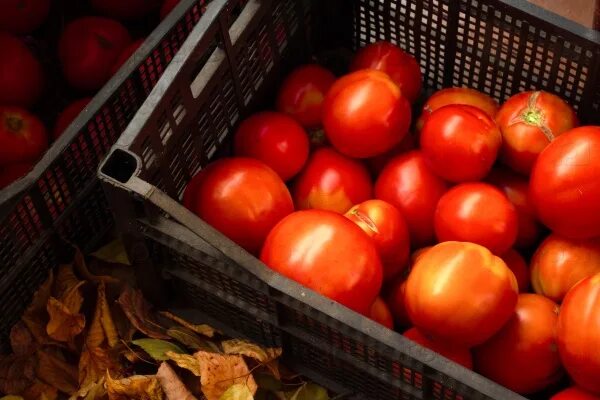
[99,0,600,398]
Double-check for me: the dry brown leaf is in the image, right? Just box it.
[221,339,282,364]
[79,346,123,389]
[86,283,119,348]
[264,360,281,381]
[195,351,258,400]
[159,312,216,338]
[21,380,58,400]
[54,264,82,298]
[22,271,54,344]
[167,326,220,353]
[73,248,120,286]
[156,362,197,400]
[36,348,79,395]
[10,321,35,356]
[68,376,107,400]
[0,354,36,394]
[91,239,130,266]
[118,286,169,340]
[46,297,86,342]
[106,372,164,400]
[165,352,202,377]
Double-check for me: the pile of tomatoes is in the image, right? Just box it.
[182,40,600,399]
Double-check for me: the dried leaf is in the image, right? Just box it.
[0,354,36,394]
[22,271,54,344]
[284,383,329,400]
[195,351,258,400]
[10,321,35,356]
[54,264,82,298]
[132,339,185,361]
[253,373,282,392]
[159,312,216,338]
[36,348,79,394]
[165,352,202,377]
[221,339,282,364]
[46,297,86,342]
[106,372,164,400]
[167,326,220,352]
[263,360,281,381]
[79,346,122,389]
[68,377,107,400]
[219,384,254,400]
[118,287,170,340]
[91,239,130,266]
[21,380,58,400]
[87,282,119,348]
[73,248,120,285]
[0,396,24,400]
[156,362,197,400]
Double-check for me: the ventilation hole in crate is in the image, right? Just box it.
[159,117,173,146]
[141,137,157,169]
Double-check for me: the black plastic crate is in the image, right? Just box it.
[98,0,600,399]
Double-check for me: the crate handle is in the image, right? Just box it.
[228,0,262,46]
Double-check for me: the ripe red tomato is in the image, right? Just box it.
[416,87,499,131]
[233,112,309,181]
[0,33,44,108]
[385,278,410,328]
[345,199,410,280]
[260,209,383,315]
[276,64,336,129]
[0,106,48,166]
[557,273,600,394]
[474,294,562,394]
[53,98,92,140]
[530,234,600,303]
[186,157,293,255]
[323,69,411,158]
[420,105,502,182]
[496,91,578,175]
[160,0,181,19]
[59,17,131,91]
[366,132,417,177]
[111,38,145,75]
[370,297,394,329]
[551,388,600,400]
[350,41,422,103]
[486,169,543,249]
[90,0,161,19]
[530,126,600,239]
[293,147,372,214]
[405,241,518,347]
[404,327,473,369]
[435,183,518,255]
[0,0,50,34]
[501,249,529,292]
[375,150,449,248]
[0,162,33,190]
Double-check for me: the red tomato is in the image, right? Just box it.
[501,249,529,293]
[420,105,502,182]
[370,297,394,329]
[404,327,473,369]
[323,69,411,158]
[366,132,417,177]
[551,388,600,400]
[90,0,161,19]
[160,0,181,19]
[59,17,131,91]
[350,41,422,103]
[530,126,600,239]
[345,199,410,280]
[0,162,33,190]
[405,241,518,347]
[276,64,336,129]
[260,209,383,315]
[53,98,92,140]
[0,33,44,108]
[557,273,600,394]
[486,169,543,249]
[0,0,50,34]
[435,183,518,255]
[530,234,600,303]
[416,87,499,131]
[233,112,309,181]
[111,38,145,75]
[496,91,578,175]
[293,147,372,214]
[474,294,562,394]
[385,279,411,328]
[375,150,449,248]
[186,158,293,255]
[0,106,48,166]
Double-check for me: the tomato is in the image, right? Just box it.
[186,157,293,255]
[0,0,50,34]
[0,162,33,190]
[59,17,131,91]
[370,297,394,329]
[486,169,543,249]
[435,183,518,255]
[420,105,502,182]
[0,106,48,166]
[557,273,600,394]
[404,327,473,369]
[260,209,383,315]
[233,112,309,182]
[0,33,44,108]
[375,150,449,248]
[345,199,410,280]
[160,0,181,19]
[90,0,161,19]
[474,294,562,394]
[111,38,145,75]
[496,91,578,175]
[276,64,336,129]
[530,234,600,303]
[411,247,431,266]
[551,388,600,400]
[323,70,411,158]
[530,126,600,239]
[293,147,372,214]
[366,133,417,177]
[53,98,92,140]
[416,87,499,131]
[501,249,529,292]
[350,41,422,103]
[385,279,411,328]
[405,241,518,347]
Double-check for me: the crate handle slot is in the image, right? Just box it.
[228,0,262,46]
[190,47,226,99]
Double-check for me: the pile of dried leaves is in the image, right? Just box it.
[0,240,331,400]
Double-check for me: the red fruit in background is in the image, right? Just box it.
[530,126,600,239]
[276,64,336,129]
[186,157,293,255]
[474,294,562,394]
[350,41,422,103]
[0,106,48,166]
[345,199,410,280]
[59,17,131,91]
[557,273,600,394]
[385,279,410,328]
[370,297,394,329]
[404,328,473,369]
[496,91,578,175]
[0,33,44,108]
[420,105,502,182]
[323,69,411,158]
[530,234,600,303]
[435,183,518,255]
[53,98,92,140]
[234,112,309,181]
[375,151,448,248]
[110,38,145,75]
[405,241,518,347]
[366,133,417,177]
[0,162,33,190]
[160,0,181,19]
[260,209,383,315]
[91,0,161,19]
[551,388,600,400]
[0,0,51,34]
[293,147,372,214]
[501,249,529,292]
